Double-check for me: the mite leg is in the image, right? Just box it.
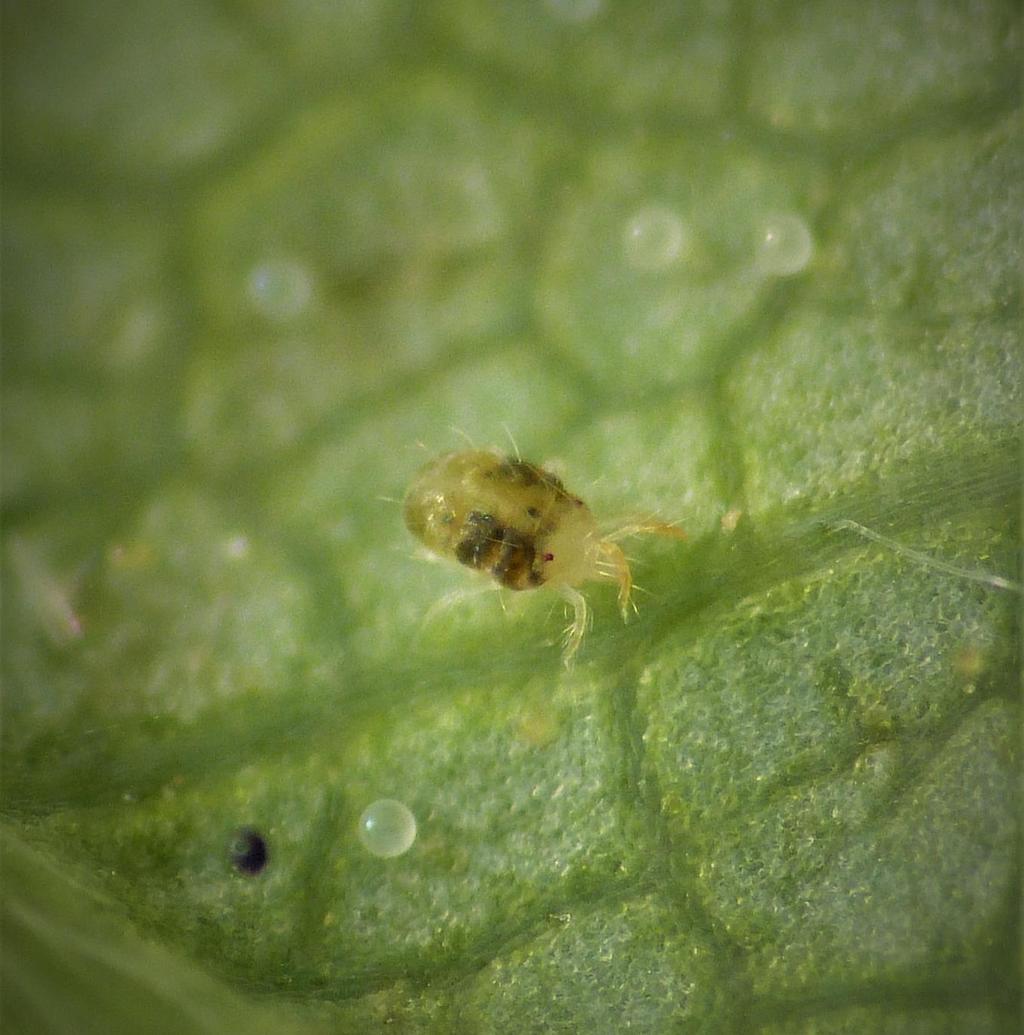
[560,585,590,667]
[598,540,634,619]
[420,582,499,630]
[604,519,687,543]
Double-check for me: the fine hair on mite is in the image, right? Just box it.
[403,448,686,665]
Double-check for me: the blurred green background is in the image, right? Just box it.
[2,1,1021,1032]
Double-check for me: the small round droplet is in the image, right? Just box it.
[224,535,250,560]
[753,213,814,277]
[358,799,417,858]
[247,258,314,320]
[622,206,688,271]
[231,827,269,875]
[543,0,603,24]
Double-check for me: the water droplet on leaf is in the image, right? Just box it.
[247,258,314,320]
[622,205,688,271]
[358,799,417,858]
[753,212,814,276]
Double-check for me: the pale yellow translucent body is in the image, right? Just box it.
[404,450,685,664]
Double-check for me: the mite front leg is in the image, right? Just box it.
[604,519,687,543]
[560,585,590,667]
[598,539,634,620]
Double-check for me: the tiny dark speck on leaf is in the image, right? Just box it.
[231,827,269,875]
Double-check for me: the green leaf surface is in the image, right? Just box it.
[2,1,1020,1032]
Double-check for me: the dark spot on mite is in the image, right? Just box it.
[527,506,541,519]
[491,458,566,494]
[231,827,268,875]
[455,510,547,589]
[490,459,540,486]
[490,527,537,589]
[455,511,500,567]
[544,553,555,562]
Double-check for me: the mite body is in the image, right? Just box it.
[403,449,685,664]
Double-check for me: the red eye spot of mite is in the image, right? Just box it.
[544,553,555,562]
